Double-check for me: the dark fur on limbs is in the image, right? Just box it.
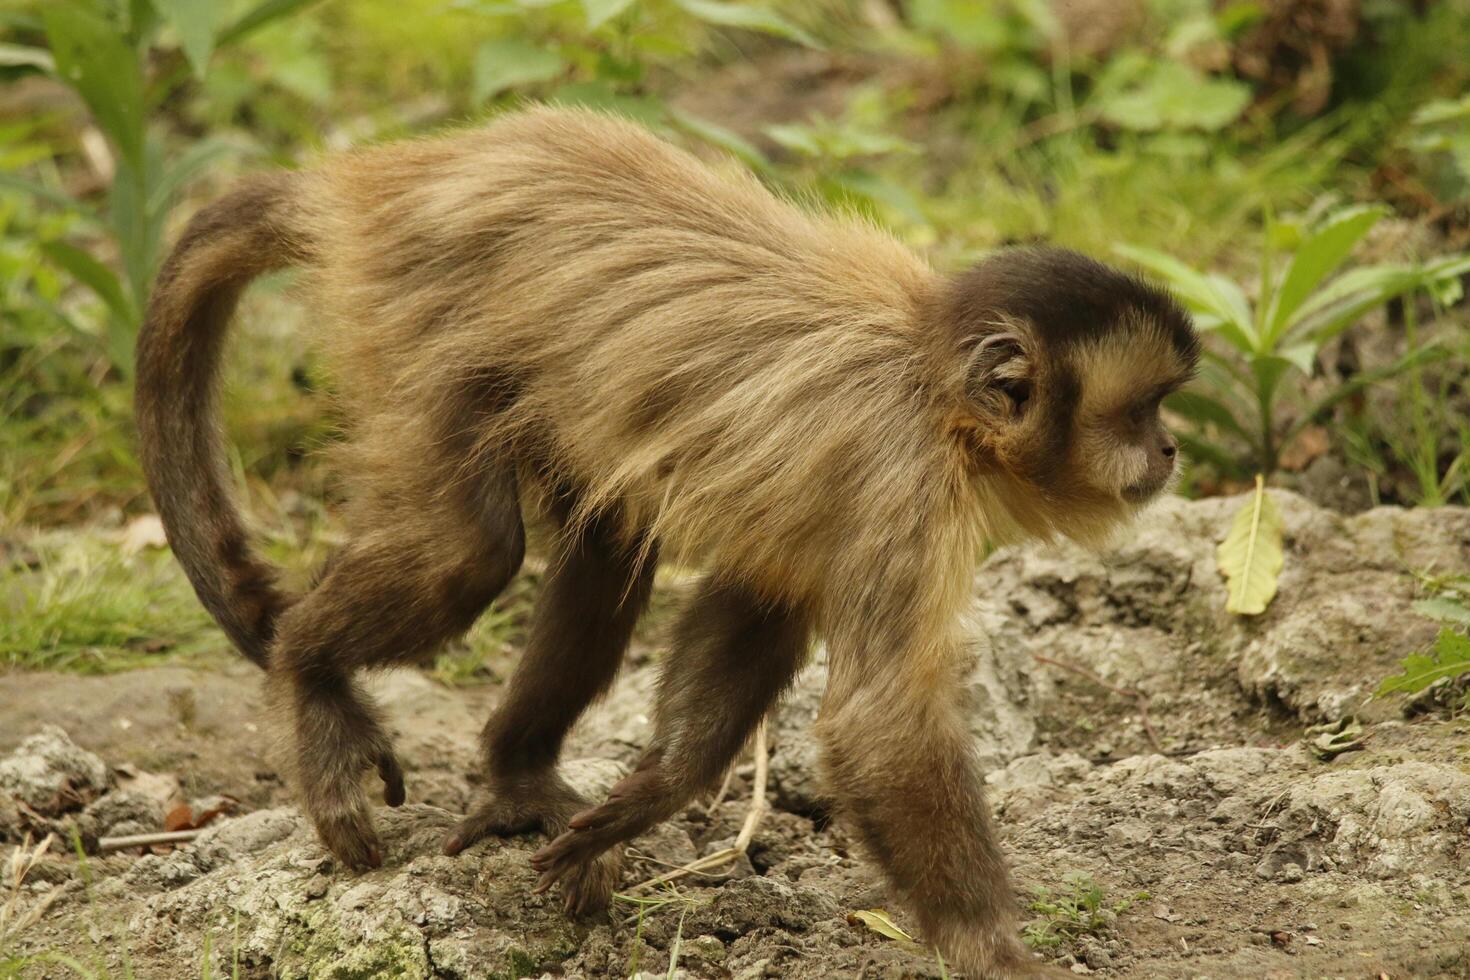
[442,504,656,915]
[529,577,809,893]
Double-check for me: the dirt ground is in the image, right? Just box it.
[3,490,1468,979]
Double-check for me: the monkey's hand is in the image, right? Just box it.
[442,775,621,916]
[529,767,664,909]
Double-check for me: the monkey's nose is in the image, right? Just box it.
[1162,443,1176,459]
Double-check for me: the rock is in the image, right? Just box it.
[686,874,841,937]
[1262,762,1470,878]
[0,725,109,816]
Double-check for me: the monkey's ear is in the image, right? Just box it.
[964,331,1032,416]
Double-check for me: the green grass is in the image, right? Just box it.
[0,530,220,672]
[431,572,537,687]
[1022,872,1145,952]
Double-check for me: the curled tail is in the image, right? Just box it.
[135,174,310,667]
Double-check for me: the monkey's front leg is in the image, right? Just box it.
[530,577,810,893]
[818,647,1060,978]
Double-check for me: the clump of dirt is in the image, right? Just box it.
[2,491,1467,978]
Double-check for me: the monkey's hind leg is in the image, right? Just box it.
[272,466,525,869]
[530,577,809,899]
[443,509,655,916]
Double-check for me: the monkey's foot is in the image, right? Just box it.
[303,748,404,870]
[310,800,384,870]
[934,925,1067,979]
[529,796,650,901]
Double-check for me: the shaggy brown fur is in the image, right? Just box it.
[135,106,1197,977]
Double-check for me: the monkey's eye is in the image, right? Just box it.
[1000,378,1031,414]
[1130,394,1163,426]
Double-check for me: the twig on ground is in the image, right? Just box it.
[706,758,738,814]
[626,720,769,893]
[1032,654,1166,753]
[97,829,204,853]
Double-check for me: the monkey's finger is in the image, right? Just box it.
[530,830,580,872]
[567,804,616,831]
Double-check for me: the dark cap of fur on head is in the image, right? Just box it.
[941,246,1200,365]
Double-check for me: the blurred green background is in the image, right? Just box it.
[2,0,1469,671]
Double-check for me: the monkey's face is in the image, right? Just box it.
[941,246,1199,542]
[964,323,1187,498]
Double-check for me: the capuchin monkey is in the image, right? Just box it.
[136,107,1198,978]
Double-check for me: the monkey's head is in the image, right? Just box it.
[937,246,1200,545]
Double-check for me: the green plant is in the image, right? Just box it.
[431,590,529,686]
[1397,95,1470,204]
[1119,204,1470,477]
[1377,573,1470,712]
[458,0,813,160]
[10,0,324,374]
[762,86,927,227]
[0,530,220,672]
[1022,872,1144,951]
[1337,279,1470,507]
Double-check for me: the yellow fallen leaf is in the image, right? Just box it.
[1216,474,1284,616]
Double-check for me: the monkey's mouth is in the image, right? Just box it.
[1120,479,1165,504]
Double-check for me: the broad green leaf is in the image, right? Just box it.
[217,0,328,46]
[1268,204,1386,340]
[1216,475,1283,616]
[1112,244,1255,349]
[1376,628,1470,699]
[1276,342,1318,375]
[1250,347,1316,412]
[672,0,820,48]
[765,122,822,157]
[152,0,219,77]
[848,909,920,948]
[1290,266,1422,343]
[1164,389,1250,439]
[1290,262,1417,324]
[1414,598,1470,627]
[831,170,928,226]
[582,0,635,29]
[1290,254,1470,342]
[40,239,136,328]
[42,0,146,172]
[1422,252,1470,291]
[473,38,566,102]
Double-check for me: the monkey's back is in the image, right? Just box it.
[297,108,967,607]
